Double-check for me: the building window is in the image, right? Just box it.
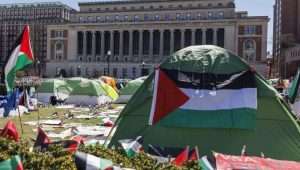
[124,15,129,21]
[105,16,110,22]
[208,12,213,19]
[244,25,257,35]
[115,15,120,21]
[197,13,202,19]
[243,39,256,63]
[218,11,224,19]
[165,14,171,20]
[134,15,140,21]
[132,67,136,78]
[187,13,191,20]
[113,68,118,77]
[176,13,181,20]
[96,16,102,22]
[122,68,127,78]
[144,14,149,21]
[154,15,160,21]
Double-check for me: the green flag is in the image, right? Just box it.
[288,68,300,104]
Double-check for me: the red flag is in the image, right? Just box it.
[189,146,200,161]
[0,120,19,142]
[172,146,189,166]
[34,127,50,149]
[67,136,85,153]
[149,69,189,125]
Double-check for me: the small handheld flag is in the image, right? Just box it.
[119,136,143,158]
[74,151,113,170]
[0,155,23,170]
[34,127,51,150]
[171,146,189,166]
[0,120,19,142]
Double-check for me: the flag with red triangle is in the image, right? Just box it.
[0,155,23,170]
[0,120,19,142]
[34,127,51,150]
[4,25,34,93]
[149,69,189,125]
[172,146,189,166]
[149,68,257,129]
[189,146,200,161]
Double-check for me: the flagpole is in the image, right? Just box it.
[16,87,24,134]
[36,87,40,127]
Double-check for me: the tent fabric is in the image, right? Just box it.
[100,76,118,92]
[36,79,71,103]
[115,76,146,104]
[109,45,300,161]
[37,78,117,105]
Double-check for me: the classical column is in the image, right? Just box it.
[202,28,206,45]
[213,28,218,45]
[149,30,154,58]
[101,31,105,59]
[181,29,185,48]
[110,30,114,57]
[92,31,96,61]
[170,29,174,54]
[159,29,164,58]
[83,31,87,61]
[139,30,143,57]
[129,30,133,57]
[191,29,196,45]
[119,30,124,58]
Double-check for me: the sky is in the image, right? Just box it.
[0,0,275,52]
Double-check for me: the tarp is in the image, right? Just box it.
[115,76,147,103]
[109,45,300,161]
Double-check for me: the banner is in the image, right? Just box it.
[214,152,300,170]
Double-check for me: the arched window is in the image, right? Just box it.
[243,39,256,63]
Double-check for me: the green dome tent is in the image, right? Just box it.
[109,45,300,161]
[37,79,71,103]
[65,78,112,106]
[115,76,147,103]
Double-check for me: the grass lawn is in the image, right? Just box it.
[0,106,117,140]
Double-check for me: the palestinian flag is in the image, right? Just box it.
[0,155,23,170]
[172,146,189,166]
[33,127,51,150]
[149,68,257,129]
[199,156,214,170]
[74,151,113,170]
[4,25,34,93]
[288,68,300,104]
[189,146,200,161]
[119,136,143,158]
[0,120,19,142]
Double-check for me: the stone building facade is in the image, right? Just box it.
[273,0,300,78]
[0,2,74,72]
[46,0,268,79]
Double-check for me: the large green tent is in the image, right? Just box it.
[65,78,113,105]
[37,79,71,103]
[115,76,147,103]
[109,45,300,161]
